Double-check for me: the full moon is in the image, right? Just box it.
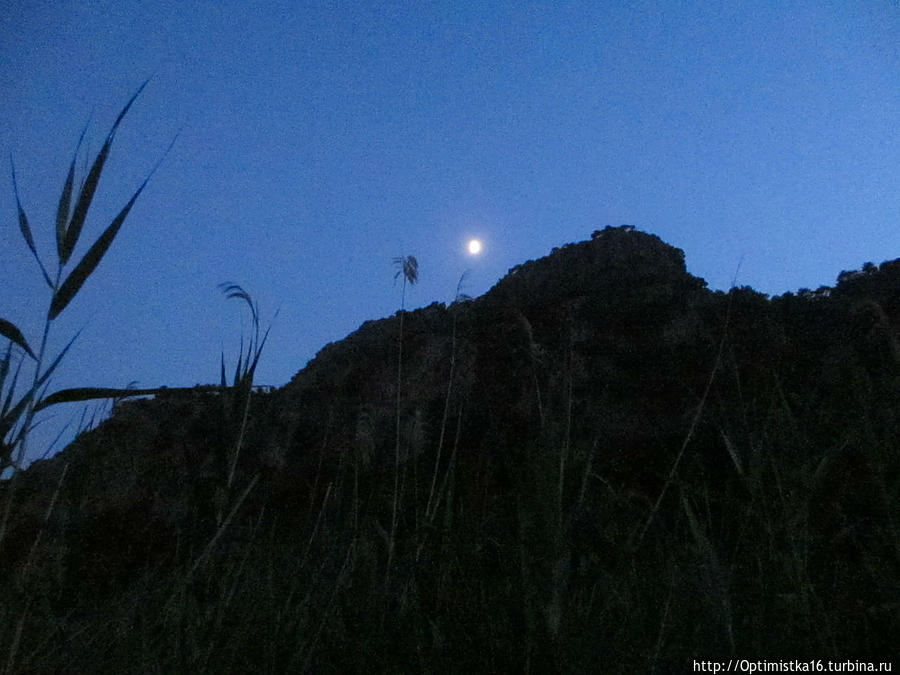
[467,239,482,255]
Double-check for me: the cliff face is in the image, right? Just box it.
[3,227,899,668]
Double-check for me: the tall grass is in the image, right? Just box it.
[387,254,417,591]
[1,81,176,539]
[422,274,470,534]
[0,82,178,674]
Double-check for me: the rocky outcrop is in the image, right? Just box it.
[483,225,701,309]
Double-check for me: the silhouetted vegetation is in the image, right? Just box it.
[3,220,899,671]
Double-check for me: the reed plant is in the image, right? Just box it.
[386,254,417,590]
[421,274,470,547]
[185,282,273,571]
[0,81,182,674]
[216,285,273,487]
[0,81,179,542]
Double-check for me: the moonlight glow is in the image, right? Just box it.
[467,239,482,255]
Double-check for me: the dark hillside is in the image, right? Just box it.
[2,227,898,672]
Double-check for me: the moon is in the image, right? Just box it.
[467,239,482,255]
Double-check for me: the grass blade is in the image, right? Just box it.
[50,178,148,319]
[10,161,53,289]
[35,328,81,391]
[233,336,243,386]
[0,328,84,441]
[219,282,258,324]
[1,350,24,420]
[61,142,110,265]
[0,318,37,361]
[50,117,177,320]
[0,389,34,447]
[56,119,91,261]
[246,322,273,379]
[61,79,148,265]
[720,431,744,478]
[0,343,10,398]
[34,385,191,412]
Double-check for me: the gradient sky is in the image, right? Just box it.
[2,1,899,464]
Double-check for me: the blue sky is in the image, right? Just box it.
[2,1,899,463]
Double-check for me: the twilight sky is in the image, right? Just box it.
[2,1,899,463]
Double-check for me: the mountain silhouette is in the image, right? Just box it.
[2,226,898,670]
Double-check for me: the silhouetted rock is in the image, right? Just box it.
[3,228,899,668]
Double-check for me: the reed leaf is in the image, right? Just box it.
[56,119,91,262]
[219,282,259,326]
[34,385,200,412]
[0,390,33,447]
[219,282,269,386]
[34,329,80,391]
[0,343,10,395]
[219,283,253,308]
[50,176,148,320]
[10,162,53,289]
[61,79,148,265]
[0,318,36,361]
[233,335,244,386]
[1,345,23,419]
[247,323,272,377]
[0,330,82,443]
